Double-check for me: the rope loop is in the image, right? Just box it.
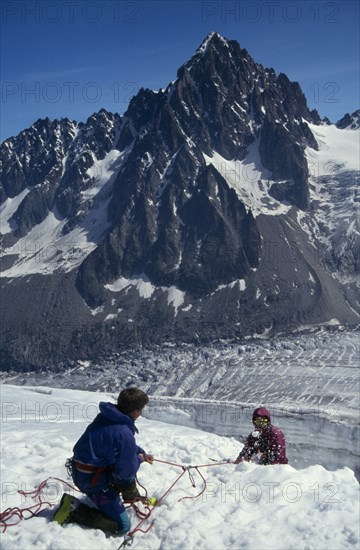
[1,458,234,546]
[0,477,81,533]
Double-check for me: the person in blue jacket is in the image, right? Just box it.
[54,387,154,534]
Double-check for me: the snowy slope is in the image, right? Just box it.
[0,149,126,278]
[203,142,291,217]
[1,385,359,550]
[306,123,359,175]
[302,122,360,284]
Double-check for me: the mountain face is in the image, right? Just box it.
[1,32,359,371]
[336,109,360,130]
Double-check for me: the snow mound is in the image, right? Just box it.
[1,385,359,550]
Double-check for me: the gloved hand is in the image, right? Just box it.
[139,453,154,464]
[234,456,250,464]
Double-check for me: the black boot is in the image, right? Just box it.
[70,502,120,533]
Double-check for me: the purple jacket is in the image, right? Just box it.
[73,402,145,491]
[238,407,288,465]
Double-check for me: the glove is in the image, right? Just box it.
[139,453,154,464]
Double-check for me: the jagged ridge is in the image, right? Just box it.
[0,32,359,371]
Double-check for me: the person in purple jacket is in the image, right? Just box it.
[54,387,154,534]
[235,407,288,465]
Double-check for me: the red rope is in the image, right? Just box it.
[126,458,234,541]
[190,461,236,468]
[0,501,53,533]
[177,467,207,502]
[128,501,151,520]
[18,476,81,499]
[135,475,148,498]
[127,468,187,539]
[152,458,185,468]
[156,468,187,506]
[0,477,80,533]
[1,461,234,540]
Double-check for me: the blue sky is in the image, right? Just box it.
[1,0,359,140]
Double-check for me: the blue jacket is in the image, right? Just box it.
[73,402,145,490]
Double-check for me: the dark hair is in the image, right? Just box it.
[117,387,149,414]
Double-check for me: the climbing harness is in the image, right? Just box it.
[0,457,234,549]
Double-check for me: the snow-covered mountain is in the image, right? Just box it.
[0,32,359,370]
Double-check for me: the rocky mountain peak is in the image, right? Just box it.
[186,31,234,66]
[0,117,76,204]
[1,33,358,372]
[336,109,360,130]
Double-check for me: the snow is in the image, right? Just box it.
[82,149,122,201]
[1,384,359,550]
[0,188,30,234]
[77,360,91,370]
[300,121,360,284]
[215,279,246,292]
[105,274,155,299]
[196,31,229,57]
[0,148,128,278]
[104,313,117,321]
[142,152,154,169]
[203,142,292,217]
[308,272,316,284]
[105,275,186,316]
[305,123,360,176]
[0,203,105,278]
[166,286,185,314]
[2,329,359,478]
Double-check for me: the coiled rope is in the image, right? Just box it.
[0,458,234,549]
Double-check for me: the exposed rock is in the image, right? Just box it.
[0,32,358,370]
[336,109,360,130]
